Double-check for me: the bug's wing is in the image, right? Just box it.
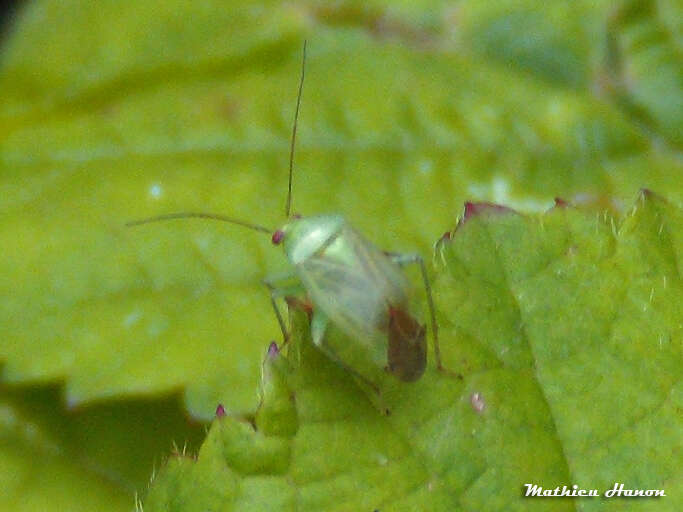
[299,256,387,347]
[387,307,427,382]
[339,224,413,307]
[297,225,409,347]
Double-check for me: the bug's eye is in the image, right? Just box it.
[272,230,285,245]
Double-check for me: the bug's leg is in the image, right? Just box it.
[310,310,390,415]
[263,271,302,345]
[310,308,329,348]
[387,252,462,379]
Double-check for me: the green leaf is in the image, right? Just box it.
[1,0,680,422]
[143,192,682,511]
[0,392,131,512]
[603,0,683,146]
[0,384,205,511]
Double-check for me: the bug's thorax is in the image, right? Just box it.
[278,214,346,265]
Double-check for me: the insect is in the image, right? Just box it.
[128,42,452,393]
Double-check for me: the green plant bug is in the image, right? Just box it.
[127,42,455,395]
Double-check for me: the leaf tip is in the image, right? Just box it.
[267,340,280,359]
[461,201,517,225]
[215,403,226,418]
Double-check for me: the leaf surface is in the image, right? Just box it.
[0,384,204,511]
[0,392,130,512]
[144,192,682,511]
[1,0,680,421]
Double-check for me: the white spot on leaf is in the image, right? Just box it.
[149,183,163,199]
[124,311,142,328]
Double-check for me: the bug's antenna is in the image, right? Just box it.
[125,212,273,233]
[285,40,307,219]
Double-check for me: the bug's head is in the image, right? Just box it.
[273,214,344,264]
[271,214,302,245]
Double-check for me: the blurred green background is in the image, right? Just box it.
[0,0,680,510]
